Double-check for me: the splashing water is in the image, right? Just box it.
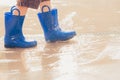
[60,12,77,29]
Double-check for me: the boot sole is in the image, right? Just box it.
[46,33,76,43]
[4,45,16,48]
[4,44,37,48]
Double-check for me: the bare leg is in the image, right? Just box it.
[39,1,51,12]
[13,5,28,16]
[14,1,51,15]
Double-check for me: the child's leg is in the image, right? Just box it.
[39,1,51,12]
[13,6,28,16]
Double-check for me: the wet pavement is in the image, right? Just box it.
[0,0,120,80]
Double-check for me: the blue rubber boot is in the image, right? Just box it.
[4,6,37,48]
[38,5,76,42]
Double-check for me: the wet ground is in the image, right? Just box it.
[0,0,120,80]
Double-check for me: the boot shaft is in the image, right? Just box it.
[4,6,37,48]
[4,7,25,39]
[5,12,25,37]
[37,5,76,42]
[38,7,60,32]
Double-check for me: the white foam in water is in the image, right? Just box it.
[0,59,19,63]
[80,43,120,65]
[60,12,77,28]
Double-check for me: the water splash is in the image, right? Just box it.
[60,12,77,29]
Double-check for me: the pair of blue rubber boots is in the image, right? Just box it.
[4,6,76,48]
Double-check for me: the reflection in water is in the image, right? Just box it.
[0,34,120,80]
[21,49,42,72]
